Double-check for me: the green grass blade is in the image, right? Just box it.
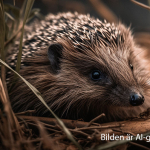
[15,0,35,73]
[5,12,15,21]
[27,8,40,22]
[4,3,20,20]
[0,59,82,150]
[20,0,27,19]
[0,0,5,60]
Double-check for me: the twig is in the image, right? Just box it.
[15,110,36,115]
[131,0,150,10]
[77,124,123,131]
[86,113,105,127]
[21,138,43,144]
[70,129,89,137]
[25,121,60,133]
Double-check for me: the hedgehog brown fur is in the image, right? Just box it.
[7,12,150,122]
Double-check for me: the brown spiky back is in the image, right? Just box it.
[7,12,130,69]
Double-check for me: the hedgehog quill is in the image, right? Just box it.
[7,12,150,122]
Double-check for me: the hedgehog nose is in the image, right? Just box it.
[130,93,144,106]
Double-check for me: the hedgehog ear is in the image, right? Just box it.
[48,43,63,73]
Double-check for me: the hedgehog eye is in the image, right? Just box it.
[130,64,133,70]
[91,70,104,81]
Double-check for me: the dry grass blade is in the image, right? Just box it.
[0,78,24,149]
[4,7,40,47]
[148,0,150,7]
[4,3,20,45]
[4,23,23,47]
[27,8,40,21]
[0,59,82,150]
[0,0,9,102]
[5,11,15,21]
[0,78,19,132]
[131,0,150,10]
[37,121,61,150]
[15,0,35,73]
[0,0,5,63]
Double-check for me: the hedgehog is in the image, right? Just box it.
[7,12,150,122]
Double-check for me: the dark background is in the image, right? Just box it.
[4,0,150,58]
[4,0,150,30]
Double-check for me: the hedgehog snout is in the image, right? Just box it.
[129,93,144,106]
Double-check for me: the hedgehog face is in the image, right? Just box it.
[47,24,150,121]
